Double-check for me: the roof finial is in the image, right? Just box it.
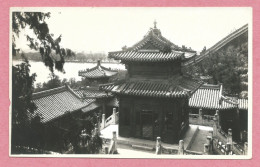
[154,20,157,28]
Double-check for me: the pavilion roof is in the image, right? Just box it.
[100,76,203,98]
[78,61,118,79]
[108,23,196,63]
[32,85,96,123]
[108,50,184,63]
[189,84,248,110]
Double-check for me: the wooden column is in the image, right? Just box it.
[198,108,203,124]
[102,101,106,114]
[236,108,240,140]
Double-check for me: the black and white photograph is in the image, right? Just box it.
[10,7,252,158]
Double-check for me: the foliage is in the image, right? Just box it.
[13,51,111,63]
[192,42,248,98]
[12,56,37,125]
[12,12,102,154]
[34,75,90,93]
[12,12,75,72]
[11,57,45,151]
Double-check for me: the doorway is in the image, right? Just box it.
[140,110,159,140]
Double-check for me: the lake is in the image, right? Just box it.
[12,60,126,85]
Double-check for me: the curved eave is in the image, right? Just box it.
[111,90,189,98]
[78,73,117,79]
[189,105,237,110]
[108,52,185,63]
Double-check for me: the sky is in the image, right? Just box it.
[14,7,252,54]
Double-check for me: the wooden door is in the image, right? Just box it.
[141,112,153,139]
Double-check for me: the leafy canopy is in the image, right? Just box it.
[12,12,75,72]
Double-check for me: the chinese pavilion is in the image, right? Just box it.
[78,60,119,117]
[78,60,118,85]
[101,22,203,144]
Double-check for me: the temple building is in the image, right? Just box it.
[189,83,248,141]
[78,60,119,117]
[101,22,203,144]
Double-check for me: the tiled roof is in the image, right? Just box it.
[127,26,194,53]
[108,50,184,63]
[108,26,196,62]
[81,102,101,113]
[100,76,203,98]
[78,61,118,79]
[189,84,248,110]
[32,85,95,123]
[73,87,113,99]
[128,28,174,52]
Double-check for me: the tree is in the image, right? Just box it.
[66,114,103,154]
[11,56,41,150]
[11,12,103,154]
[193,43,248,97]
[12,56,36,125]
[44,73,62,89]
[12,12,75,72]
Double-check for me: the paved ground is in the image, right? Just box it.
[100,124,199,151]
[117,148,154,155]
[100,124,119,138]
[189,126,213,152]
[182,125,198,150]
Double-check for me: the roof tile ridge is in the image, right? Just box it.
[79,64,99,74]
[66,84,84,99]
[200,83,221,90]
[220,95,239,106]
[100,65,119,72]
[32,86,67,100]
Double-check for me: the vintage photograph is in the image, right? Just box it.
[10,7,251,158]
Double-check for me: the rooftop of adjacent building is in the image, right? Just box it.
[31,85,97,123]
[78,60,118,79]
[189,83,248,110]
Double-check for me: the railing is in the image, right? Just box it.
[105,115,113,125]
[184,150,203,155]
[202,115,214,121]
[189,114,214,127]
[212,139,235,155]
[189,114,199,118]
[213,139,226,155]
[216,129,228,143]
[115,112,119,124]
[161,147,178,154]
[101,111,119,130]
[233,143,245,155]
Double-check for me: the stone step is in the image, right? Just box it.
[131,144,154,151]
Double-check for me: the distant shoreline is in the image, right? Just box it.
[13,59,121,64]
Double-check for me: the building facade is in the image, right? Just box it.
[189,84,248,141]
[101,23,202,144]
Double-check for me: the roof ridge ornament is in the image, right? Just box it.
[154,20,157,29]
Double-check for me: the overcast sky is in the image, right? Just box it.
[14,7,252,54]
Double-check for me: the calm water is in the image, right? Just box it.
[12,60,125,85]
